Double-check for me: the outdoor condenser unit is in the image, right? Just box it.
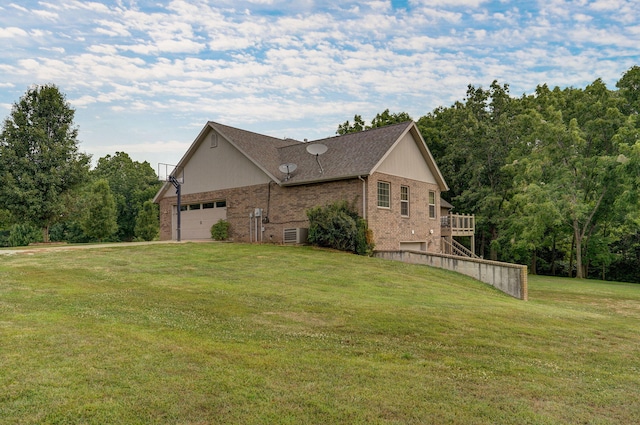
[283,228,309,244]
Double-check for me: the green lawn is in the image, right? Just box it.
[1,243,639,424]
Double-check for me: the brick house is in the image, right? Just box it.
[153,120,452,252]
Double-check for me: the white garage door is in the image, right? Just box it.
[399,241,426,251]
[172,200,227,240]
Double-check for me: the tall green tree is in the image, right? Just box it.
[336,114,366,135]
[336,110,412,135]
[92,152,161,241]
[510,103,632,278]
[134,200,159,241]
[0,84,90,242]
[370,109,412,129]
[419,82,525,258]
[615,65,640,116]
[81,179,118,241]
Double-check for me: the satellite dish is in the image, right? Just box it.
[278,163,297,181]
[306,143,328,156]
[306,143,328,174]
[278,163,297,174]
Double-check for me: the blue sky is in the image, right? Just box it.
[1,0,639,170]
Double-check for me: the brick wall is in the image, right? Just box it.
[158,179,362,243]
[158,174,442,252]
[366,172,442,252]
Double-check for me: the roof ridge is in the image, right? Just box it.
[309,120,413,144]
[208,121,298,147]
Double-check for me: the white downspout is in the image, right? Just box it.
[358,176,366,219]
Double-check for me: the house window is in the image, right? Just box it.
[180,205,188,212]
[428,191,436,219]
[189,204,201,210]
[377,181,390,208]
[203,200,226,209]
[400,186,409,216]
[210,133,218,148]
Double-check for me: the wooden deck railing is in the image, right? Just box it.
[441,213,475,236]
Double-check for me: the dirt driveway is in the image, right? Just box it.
[0,240,189,256]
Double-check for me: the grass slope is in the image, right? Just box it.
[1,243,639,424]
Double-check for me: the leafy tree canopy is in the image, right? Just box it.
[337,66,640,280]
[336,109,412,135]
[135,200,160,241]
[0,84,90,241]
[91,152,162,241]
[81,179,118,242]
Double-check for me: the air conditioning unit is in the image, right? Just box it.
[283,228,309,244]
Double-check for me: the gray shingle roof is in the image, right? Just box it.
[154,120,447,203]
[275,121,413,185]
[208,121,417,185]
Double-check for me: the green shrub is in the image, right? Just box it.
[134,201,159,241]
[49,221,92,243]
[0,230,10,247]
[307,201,374,255]
[81,179,118,241]
[7,223,42,247]
[210,219,230,241]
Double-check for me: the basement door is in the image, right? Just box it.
[172,201,227,240]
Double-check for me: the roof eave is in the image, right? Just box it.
[280,174,368,187]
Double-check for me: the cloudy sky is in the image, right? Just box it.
[1,0,639,170]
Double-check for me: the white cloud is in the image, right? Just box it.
[29,29,53,37]
[72,1,112,13]
[410,0,487,6]
[33,9,59,20]
[365,1,391,12]
[87,44,119,54]
[9,3,28,12]
[0,27,28,38]
[94,20,132,37]
[39,46,66,54]
[573,13,593,23]
[589,0,623,11]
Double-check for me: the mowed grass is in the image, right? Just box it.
[1,243,639,424]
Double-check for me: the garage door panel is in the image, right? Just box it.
[172,204,227,240]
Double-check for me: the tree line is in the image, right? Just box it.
[339,66,640,282]
[0,85,161,246]
[3,68,639,282]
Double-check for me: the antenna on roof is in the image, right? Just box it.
[278,163,297,181]
[306,143,328,174]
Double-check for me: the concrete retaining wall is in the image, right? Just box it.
[373,250,528,300]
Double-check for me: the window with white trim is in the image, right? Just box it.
[428,191,436,219]
[400,185,409,217]
[377,181,390,208]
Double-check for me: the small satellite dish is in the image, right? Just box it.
[278,163,297,174]
[306,143,328,156]
[278,163,297,181]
